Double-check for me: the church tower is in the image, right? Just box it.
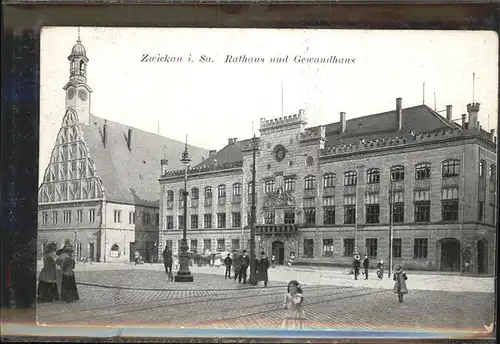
[63,29,92,125]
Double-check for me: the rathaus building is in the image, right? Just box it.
[159,96,497,275]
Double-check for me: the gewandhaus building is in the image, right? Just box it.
[159,98,497,275]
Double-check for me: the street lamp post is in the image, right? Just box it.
[175,137,194,282]
[249,134,257,285]
[388,180,393,278]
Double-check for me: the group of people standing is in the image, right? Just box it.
[37,240,80,303]
[224,250,270,286]
[352,254,385,281]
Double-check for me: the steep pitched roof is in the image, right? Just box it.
[82,114,209,206]
[197,104,460,166]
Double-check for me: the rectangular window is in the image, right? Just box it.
[166,216,174,229]
[233,183,242,196]
[76,210,83,223]
[366,169,380,184]
[217,213,226,228]
[204,214,212,229]
[343,238,354,257]
[128,211,135,224]
[42,212,48,225]
[442,200,459,221]
[344,205,356,224]
[390,166,405,181]
[284,210,295,224]
[392,203,405,223]
[232,239,240,250]
[415,163,431,180]
[232,212,241,227]
[344,171,357,186]
[113,210,121,223]
[284,178,295,191]
[478,201,484,222]
[190,239,198,254]
[414,202,431,222]
[365,238,378,258]
[365,204,380,224]
[218,185,226,198]
[442,160,460,177]
[89,209,95,223]
[143,212,150,225]
[191,214,198,229]
[303,239,314,258]
[323,174,336,188]
[413,238,428,258]
[63,210,72,224]
[304,208,316,225]
[393,238,402,258]
[265,211,275,224]
[178,215,185,229]
[217,239,225,251]
[204,239,211,251]
[265,180,275,193]
[324,206,335,225]
[322,239,334,257]
[304,176,316,190]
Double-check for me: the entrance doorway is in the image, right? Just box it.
[439,238,461,272]
[272,240,285,265]
[477,240,488,273]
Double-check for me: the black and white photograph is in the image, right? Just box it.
[36,27,496,336]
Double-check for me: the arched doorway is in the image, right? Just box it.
[272,240,285,265]
[477,240,488,274]
[439,238,461,272]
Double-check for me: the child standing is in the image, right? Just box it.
[281,280,306,330]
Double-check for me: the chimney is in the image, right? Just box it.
[228,138,233,145]
[467,102,480,130]
[102,120,108,148]
[446,105,453,121]
[340,112,346,134]
[461,114,467,128]
[209,150,216,157]
[127,127,132,151]
[233,137,238,144]
[396,97,403,131]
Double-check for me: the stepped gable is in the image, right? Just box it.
[324,104,460,147]
[81,114,209,206]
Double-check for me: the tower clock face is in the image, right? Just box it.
[78,89,88,101]
[273,144,286,162]
[67,88,75,100]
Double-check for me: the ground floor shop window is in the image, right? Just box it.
[322,239,334,257]
[303,239,314,258]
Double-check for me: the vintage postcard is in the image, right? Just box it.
[36,27,496,337]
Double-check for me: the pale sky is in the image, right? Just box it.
[40,27,498,184]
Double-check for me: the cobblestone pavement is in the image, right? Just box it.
[37,270,495,334]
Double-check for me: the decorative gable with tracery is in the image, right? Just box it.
[39,108,104,203]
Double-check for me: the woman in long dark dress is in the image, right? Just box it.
[37,242,59,302]
[60,245,79,303]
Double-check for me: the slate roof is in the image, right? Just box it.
[82,114,209,207]
[196,104,461,167]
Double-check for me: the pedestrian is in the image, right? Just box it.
[134,250,140,265]
[162,247,173,274]
[393,265,408,303]
[376,259,384,280]
[363,254,369,280]
[281,280,306,330]
[271,254,276,268]
[256,251,270,287]
[59,244,80,303]
[224,253,233,279]
[234,252,242,282]
[239,250,250,284]
[353,255,361,280]
[37,242,59,303]
[55,241,71,299]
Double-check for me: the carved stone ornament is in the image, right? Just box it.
[263,187,296,208]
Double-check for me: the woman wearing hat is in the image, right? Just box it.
[37,242,60,302]
[59,244,80,303]
[55,241,71,299]
[393,265,408,303]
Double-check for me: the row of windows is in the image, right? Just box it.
[113,210,159,226]
[41,209,96,225]
[166,212,242,230]
[165,238,240,253]
[165,161,496,200]
[305,238,428,259]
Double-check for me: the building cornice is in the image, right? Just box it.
[159,162,243,183]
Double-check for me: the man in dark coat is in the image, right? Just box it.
[233,253,243,282]
[363,254,370,280]
[256,251,270,287]
[353,255,361,280]
[162,247,173,273]
[224,253,233,279]
[239,250,250,284]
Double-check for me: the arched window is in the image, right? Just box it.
[415,163,431,180]
[390,165,405,182]
[79,60,85,76]
[247,182,255,195]
[110,244,120,258]
[232,183,242,196]
[489,164,497,182]
[323,173,336,188]
[265,180,275,193]
[479,160,486,177]
[204,186,212,199]
[217,184,226,198]
[442,159,460,177]
[343,171,357,186]
[191,187,199,200]
[366,169,380,184]
[304,175,316,190]
[167,190,174,202]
